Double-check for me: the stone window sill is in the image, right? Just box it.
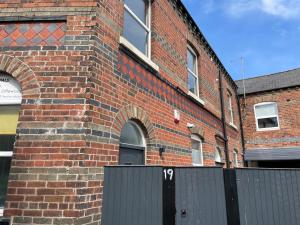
[188,92,205,105]
[119,36,159,72]
[229,123,238,130]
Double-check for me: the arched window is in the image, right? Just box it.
[215,147,222,164]
[119,120,146,165]
[191,134,203,166]
[0,73,21,216]
[233,149,239,167]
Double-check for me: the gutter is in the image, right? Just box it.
[218,70,230,168]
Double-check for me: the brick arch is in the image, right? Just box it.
[189,125,205,140]
[0,54,40,97]
[112,104,155,141]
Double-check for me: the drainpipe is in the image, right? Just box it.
[237,96,247,167]
[218,70,230,168]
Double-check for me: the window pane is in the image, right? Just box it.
[255,103,277,117]
[0,157,12,208]
[258,117,278,129]
[0,135,15,152]
[215,148,222,163]
[120,121,144,146]
[192,139,200,150]
[0,105,20,134]
[187,49,195,72]
[124,0,148,24]
[192,149,202,165]
[124,11,148,55]
[188,72,197,94]
[233,150,238,167]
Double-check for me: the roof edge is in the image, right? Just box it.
[173,0,237,89]
[235,67,300,82]
[237,84,300,96]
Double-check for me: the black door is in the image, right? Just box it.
[119,144,145,165]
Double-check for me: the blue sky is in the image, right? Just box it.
[181,0,300,80]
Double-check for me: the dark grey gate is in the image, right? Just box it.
[101,167,300,225]
[175,168,227,225]
[235,168,300,225]
[101,166,162,225]
[101,166,227,225]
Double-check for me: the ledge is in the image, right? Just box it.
[119,36,159,72]
[0,15,67,22]
[188,92,205,105]
[229,123,238,130]
[256,127,280,132]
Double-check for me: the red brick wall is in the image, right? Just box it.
[241,87,300,150]
[0,0,243,225]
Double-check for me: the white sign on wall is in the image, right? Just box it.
[0,74,22,105]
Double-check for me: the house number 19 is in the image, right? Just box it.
[163,169,174,181]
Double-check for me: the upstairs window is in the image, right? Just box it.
[254,102,279,131]
[187,47,199,97]
[123,0,150,56]
[191,134,203,166]
[227,91,234,125]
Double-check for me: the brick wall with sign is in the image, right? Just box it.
[0,0,242,225]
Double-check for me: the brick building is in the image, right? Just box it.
[236,68,300,168]
[0,0,242,224]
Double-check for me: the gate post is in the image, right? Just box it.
[223,169,240,225]
[162,167,176,225]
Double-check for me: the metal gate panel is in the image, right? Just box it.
[235,168,300,225]
[175,167,227,225]
[101,166,162,225]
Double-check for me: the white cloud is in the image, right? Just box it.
[262,0,300,18]
[226,0,300,19]
[227,1,260,17]
[201,0,215,14]
[184,0,216,14]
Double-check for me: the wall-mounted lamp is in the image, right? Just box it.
[159,147,165,156]
[187,123,195,128]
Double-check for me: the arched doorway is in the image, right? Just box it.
[0,73,21,216]
[119,120,146,165]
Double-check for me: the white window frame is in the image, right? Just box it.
[254,102,280,131]
[123,0,151,58]
[227,91,234,126]
[233,149,238,167]
[187,46,199,98]
[191,134,203,166]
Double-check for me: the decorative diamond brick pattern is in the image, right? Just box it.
[0,22,66,47]
[118,52,223,131]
